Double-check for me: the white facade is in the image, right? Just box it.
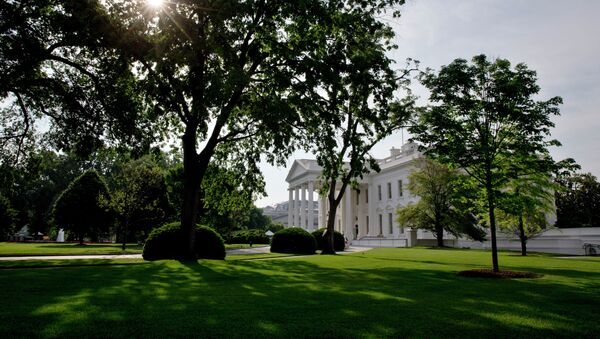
[285,142,421,245]
[285,141,600,255]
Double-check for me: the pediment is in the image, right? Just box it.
[285,159,321,183]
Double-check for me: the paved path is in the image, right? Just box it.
[227,246,271,255]
[0,246,373,261]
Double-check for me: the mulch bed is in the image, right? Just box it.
[457,269,542,279]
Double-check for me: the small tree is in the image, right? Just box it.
[396,158,483,246]
[103,157,173,250]
[496,164,556,256]
[411,55,561,272]
[52,170,112,244]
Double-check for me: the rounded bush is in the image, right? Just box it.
[270,227,316,254]
[312,228,345,252]
[143,222,225,260]
[195,225,226,260]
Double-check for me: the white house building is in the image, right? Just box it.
[285,141,600,254]
[285,141,422,247]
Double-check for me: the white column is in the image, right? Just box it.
[300,185,307,229]
[344,187,353,239]
[294,186,300,227]
[318,192,325,229]
[288,188,293,228]
[368,184,375,236]
[308,181,314,231]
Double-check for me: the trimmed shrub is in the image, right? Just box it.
[143,222,225,260]
[312,228,345,252]
[270,227,316,254]
[195,225,226,260]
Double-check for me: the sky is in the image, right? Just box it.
[255,0,600,207]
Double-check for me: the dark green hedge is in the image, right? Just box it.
[228,229,270,244]
[312,228,345,252]
[143,222,225,260]
[270,227,316,254]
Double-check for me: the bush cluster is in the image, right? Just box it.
[228,229,270,244]
[270,227,317,254]
[143,222,225,260]
[312,228,345,252]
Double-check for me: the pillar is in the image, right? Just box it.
[318,193,325,229]
[368,184,375,236]
[294,186,300,227]
[288,188,293,227]
[300,185,307,229]
[344,187,352,239]
[308,181,314,230]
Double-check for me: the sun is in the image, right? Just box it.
[147,0,164,8]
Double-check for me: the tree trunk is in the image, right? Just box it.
[435,217,444,247]
[322,179,339,255]
[180,125,202,260]
[518,215,527,256]
[486,176,500,272]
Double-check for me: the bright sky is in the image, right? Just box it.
[255,0,600,207]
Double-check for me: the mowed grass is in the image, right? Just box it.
[0,242,143,256]
[0,248,598,338]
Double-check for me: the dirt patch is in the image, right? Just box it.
[457,269,542,279]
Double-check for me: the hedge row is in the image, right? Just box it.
[228,229,270,244]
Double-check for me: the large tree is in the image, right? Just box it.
[60,0,337,258]
[396,158,484,247]
[296,1,414,254]
[411,55,561,271]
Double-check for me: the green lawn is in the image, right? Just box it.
[0,242,268,256]
[0,242,143,256]
[0,248,598,338]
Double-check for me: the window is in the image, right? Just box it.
[378,185,382,201]
[356,190,360,205]
[366,216,370,234]
[398,180,403,197]
[387,182,392,199]
[388,213,393,234]
[366,188,369,203]
[378,214,383,235]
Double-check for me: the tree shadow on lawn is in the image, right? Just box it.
[0,257,598,338]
